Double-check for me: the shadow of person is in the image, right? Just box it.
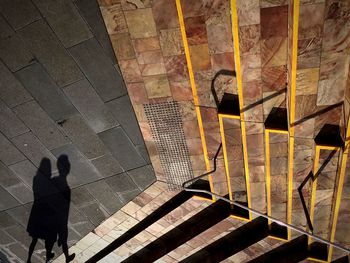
[27,158,57,263]
[51,155,75,263]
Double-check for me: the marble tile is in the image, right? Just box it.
[299,3,325,40]
[206,23,233,54]
[139,62,166,76]
[100,3,128,34]
[295,95,317,121]
[133,37,160,53]
[262,65,287,92]
[314,104,342,133]
[124,9,157,39]
[110,33,135,60]
[189,44,211,71]
[239,24,261,55]
[210,52,235,71]
[169,80,193,101]
[185,16,207,45]
[262,91,286,117]
[323,19,350,54]
[297,37,322,69]
[243,81,262,103]
[181,0,205,18]
[121,0,151,10]
[143,75,171,98]
[294,117,315,138]
[261,37,287,67]
[159,28,184,57]
[260,0,288,8]
[126,82,149,104]
[119,59,143,83]
[152,0,178,30]
[296,68,320,95]
[136,50,163,65]
[260,5,288,39]
[164,55,189,82]
[236,0,260,26]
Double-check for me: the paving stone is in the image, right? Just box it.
[7,243,28,261]
[0,212,16,228]
[5,224,31,246]
[0,161,21,188]
[13,101,69,150]
[0,230,14,245]
[105,173,139,194]
[51,144,103,187]
[91,153,123,178]
[58,115,107,159]
[71,186,95,207]
[135,143,151,164]
[86,180,124,214]
[0,34,34,72]
[6,203,32,227]
[106,96,143,146]
[69,38,126,101]
[119,189,141,204]
[0,186,19,211]
[0,14,14,39]
[0,0,41,30]
[0,100,29,138]
[64,79,118,133]
[15,63,77,121]
[126,165,155,191]
[11,132,58,172]
[33,0,92,48]
[0,133,26,166]
[71,221,94,238]
[75,0,117,64]
[80,202,108,226]
[98,127,146,171]
[0,61,32,108]
[6,183,33,204]
[18,20,83,87]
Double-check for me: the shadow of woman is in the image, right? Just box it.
[27,156,75,263]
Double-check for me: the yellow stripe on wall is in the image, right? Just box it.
[175,0,215,197]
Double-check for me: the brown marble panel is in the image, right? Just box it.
[124,8,157,39]
[314,104,342,134]
[121,0,151,10]
[169,80,193,101]
[136,50,163,65]
[183,120,200,139]
[140,63,167,76]
[119,59,143,83]
[243,80,262,103]
[159,28,184,57]
[181,0,205,18]
[143,75,171,98]
[186,138,204,155]
[299,3,325,40]
[297,38,322,69]
[262,65,287,92]
[239,24,261,55]
[110,33,135,60]
[206,23,233,54]
[100,3,128,34]
[179,101,197,121]
[133,37,161,52]
[126,82,149,104]
[296,68,320,95]
[261,37,287,67]
[262,91,286,117]
[184,16,207,45]
[210,52,235,71]
[152,0,179,30]
[236,0,260,26]
[260,5,288,39]
[189,44,211,71]
[164,55,189,82]
[294,117,315,138]
[260,0,288,8]
[295,95,317,121]
[323,19,350,54]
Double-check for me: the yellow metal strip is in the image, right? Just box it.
[218,113,241,120]
[175,0,214,198]
[287,0,300,240]
[317,145,340,151]
[230,0,252,220]
[219,115,234,200]
[265,130,272,224]
[328,116,350,262]
[266,129,289,134]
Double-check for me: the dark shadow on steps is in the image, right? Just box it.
[85,179,210,263]
[122,199,232,263]
[332,256,349,263]
[180,217,269,263]
[248,235,308,263]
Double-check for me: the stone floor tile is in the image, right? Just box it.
[0,133,26,166]
[91,153,123,178]
[0,14,14,38]
[0,186,19,211]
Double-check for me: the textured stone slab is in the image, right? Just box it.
[64,79,117,133]
[0,100,29,138]
[51,144,103,187]
[59,115,107,159]
[98,127,146,170]
[0,161,21,188]
[0,14,14,38]
[80,202,108,226]
[106,96,143,146]
[6,183,33,204]
[13,101,69,150]
[91,153,123,178]
[126,165,155,190]
[0,212,16,228]
[86,180,124,214]
[0,133,26,166]
[0,34,34,72]
[75,0,117,64]
[15,63,77,121]
[0,229,14,245]
[11,132,57,169]
[0,0,41,30]
[0,186,19,211]
[71,186,95,207]
[119,188,141,203]
[105,173,139,193]
[33,0,92,47]
[0,61,32,108]
[18,20,83,87]
[69,38,126,101]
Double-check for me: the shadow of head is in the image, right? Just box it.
[57,154,71,177]
[38,157,52,178]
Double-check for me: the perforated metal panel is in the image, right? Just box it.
[144,101,194,189]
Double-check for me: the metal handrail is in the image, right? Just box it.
[179,144,350,255]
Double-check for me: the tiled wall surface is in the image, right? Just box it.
[0,0,155,262]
